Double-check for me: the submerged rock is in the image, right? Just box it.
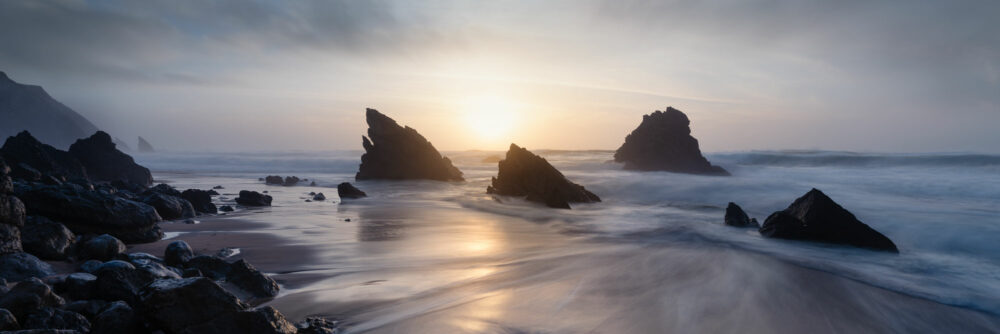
[337,182,366,199]
[487,144,600,209]
[759,189,898,252]
[355,108,463,181]
[614,107,729,175]
[15,183,162,243]
[724,202,759,228]
[21,216,75,260]
[181,189,217,214]
[312,193,326,201]
[219,205,234,212]
[236,191,272,207]
[68,131,153,186]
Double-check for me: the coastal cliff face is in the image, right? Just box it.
[488,144,600,209]
[614,107,729,176]
[355,108,463,181]
[0,71,99,149]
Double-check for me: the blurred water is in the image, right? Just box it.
[134,149,1000,332]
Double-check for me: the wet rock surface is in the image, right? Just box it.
[15,183,162,243]
[355,108,463,181]
[337,182,366,199]
[487,144,600,209]
[180,189,217,214]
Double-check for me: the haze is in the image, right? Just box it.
[1,0,998,152]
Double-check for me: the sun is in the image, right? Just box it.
[460,95,519,144]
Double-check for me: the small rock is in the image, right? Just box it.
[22,307,90,333]
[185,255,232,279]
[63,300,109,319]
[313,193,326,201]
[337,182,367,199]
[236,191,272,207]
[487,144,600,209]
[181,189,218,214]
[90,301,138,334]
[228,259,279,299]
[138,278,249,333]
[54,273,97,300]
[297,317,339,334]
[164,240,194,267]
[0,252,56,282]
[79,260,102,273]
[78,234,126,261]
[724,202,760,228]
[219,205,234,212]
[213,185,224,189]
[139,192,196,220]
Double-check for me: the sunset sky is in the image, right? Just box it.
[1,0,998,152]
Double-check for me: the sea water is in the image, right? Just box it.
[134,150,1000,332]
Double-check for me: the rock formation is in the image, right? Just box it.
[69,131,153,186]
[236,191,272,207]
[759,188,898,252]
[355,108,463,181]
[724,202,759,228]
[15,183,163,243]
[487,144,601,209]
[0,71,100,149]
[1,131,88,181]
[614,107,729,175]
[337,182,367,199]
[137,136,154,153]
[180,189,218,214]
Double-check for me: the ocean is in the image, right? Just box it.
[133,149,1000,333]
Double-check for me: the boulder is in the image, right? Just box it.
[264,175,283,185]
[0,278,64,320]
[78,234,126,261]
[90,301,138,334]
[613,107,729,175]
[487,144,600,209]
[724,202,759,228]
[164,240,194,267]
[140,192,195,220]
[147,183,181,197]
[15,183,162,243]
[236,191,271,207]
[219,205,234,212]
[283,176,299,186]
[0,252,55,282]
[227,259,279,299]
[53,273,97,300]
[337,182,366,199]
[213,185,224,189]
[759,189,898,252]
[0,131,88,181]
[63,300,109,319]
[138,278,249,333]
[183,305,297,334]
[312,193,326,201]
[0,308,18,331]
[68,131,152,186]
[184,255,232,280]
[92,260,147,305]
[22,307,90,333]
[355,108,463,181]
[1,158,12,193]
[1,194,26,228]
[78,260,102,273]
[21,216,75,260]
[296,317,338,334]
[181,189,218,214]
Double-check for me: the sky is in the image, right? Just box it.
[1,0,998,152]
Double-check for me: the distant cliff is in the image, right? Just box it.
[0,71,100,149]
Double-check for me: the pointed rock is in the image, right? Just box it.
[614,107,728,175]
[69,131,153,186]
[760,189,898,252]
[0,71,100,149]
[1,131,88,181]
[137,136,154,153]
[355,108,463,181]
[488,144,600,209]
[724,202,759,228]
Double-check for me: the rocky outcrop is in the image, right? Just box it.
[68,131,153,186]
[20,216,75,260]
[78,234,126,261]
[15,183,162,243]
[724,202,759,228]
[180,189,217,214]
[337,182,366,199]
[1,158,25,254]
[139,277,294,333]
[355,108,463,181]
[137,136,154,153]
[759,189,898,252]
[614,107,729,175]
[0,71,100,149]
[1,131,88,181]
[487,144,601,209]
[0,252,56,282]
[236,191,271,207]
[264,175,300,186]
[140,192,195,220]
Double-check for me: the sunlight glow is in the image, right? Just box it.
[460,95,519,143]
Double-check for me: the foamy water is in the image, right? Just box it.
[134,150,1000,332]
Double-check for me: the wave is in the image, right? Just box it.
[710,151,1000,168]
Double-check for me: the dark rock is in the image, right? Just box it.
[63,300,108,319]
[140,192,196,220]
[613,107,729,175]
[21,216,75,260]
[0,131,88,181]
[138,278,249,333]
[0,329,83,333]
[1,224,22,255]
[137,136,154,153]
[0,72,100,149]
[236,191,271,206]
[355,108,463,181]
[90,301,138,334]
[39,174,62,186]
[219,205,234,212]
[78,234,126,261]
[487,144,600,209]
[184,305,297,334]
[10,162,42,181]
[184,255,231,280]
[207,189,219,196]
[312,193,326,201]
[481,155,503,164]
[309,181,316,186]
[337,182,367,199]
[228,259,279,299]
[182,268,202,278]
[126,252,164,264]
[92,260,146,305]
[22,307,90,332]
[759,189,898,252]
[54,273,97,300]
[67,131,152,186]
[296,317,338,334]
[0,252,55,282]
[264,175,283,185]
[0,278,64,319]
[213,185,224,189]
[0,308,19,331]
[724,202,759,228]
[164,240,194,267]
[147,183,181,197]
[15,183,162,243]
[181,189,218,214]
[78,260,102,273]
[132,257,182,281]
[1,194,26,228]
[283,176,299,186]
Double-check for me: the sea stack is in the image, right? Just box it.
[759,188,898,253]
[355,108,463,181]
[487,144,600,209]
[137,136,155,153]
[614,107,729,175]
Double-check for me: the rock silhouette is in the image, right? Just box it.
[487,144,600,209]
[355,108,463,181]
[724,202,759,228]
[0,71,100,149]
[337,182,367,199]
[759,188,898,252]
[614,107,729,175]
[69,131,153,186]
[1,131,88,181]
